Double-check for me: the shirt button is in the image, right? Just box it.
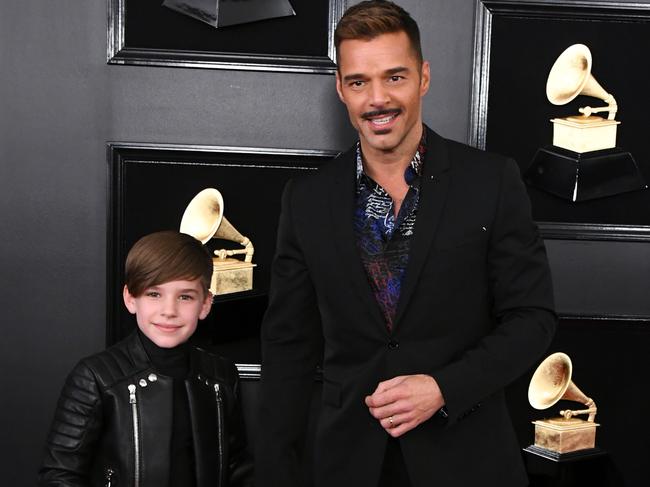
[388,340,399,349]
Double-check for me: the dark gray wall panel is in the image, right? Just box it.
[547,239,650,317]
[1,0,109,480]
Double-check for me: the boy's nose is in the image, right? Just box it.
[161,297,178,317]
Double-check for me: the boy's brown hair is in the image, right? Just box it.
[124,230,212,297]
[334,1,423,66]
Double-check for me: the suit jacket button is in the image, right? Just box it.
[388,340,399,349]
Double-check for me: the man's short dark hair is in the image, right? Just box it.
[125,230,212,297]
[334,1,423,66]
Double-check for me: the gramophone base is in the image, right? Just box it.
[524,444,604,462]
[523,445,613,487]
[551,117,619,153]
[532,418,599,454]
[525,145,647,201]
[211,259,256,296]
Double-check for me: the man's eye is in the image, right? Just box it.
[389,75,403,82]
[350,80,364,87]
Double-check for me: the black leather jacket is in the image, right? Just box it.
[38,332,253,487]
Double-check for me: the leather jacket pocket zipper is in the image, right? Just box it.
[128,384,141,487]
[214,383,225,487]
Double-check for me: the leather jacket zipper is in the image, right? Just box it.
[128,384,141,487]
[104,467,115,487]
[214,383,225,487]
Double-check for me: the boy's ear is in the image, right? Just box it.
[199,291,213,320]
[123,285,137,314]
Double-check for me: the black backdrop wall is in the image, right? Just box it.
[2,1,649,486]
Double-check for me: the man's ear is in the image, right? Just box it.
[199,291,213,320]
[419,60,431,97]
[123,285,137,314]
[335,70,346,103]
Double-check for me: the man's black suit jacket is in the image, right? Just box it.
[256,127,557,487]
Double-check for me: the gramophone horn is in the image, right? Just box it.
[212,215,247,244]
[545,44,616,119]
[179,188,225,244]
[529,352,573,410]
[180,187,254,264]
[528,352,597,422]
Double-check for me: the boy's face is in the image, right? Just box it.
[123,279,212,349]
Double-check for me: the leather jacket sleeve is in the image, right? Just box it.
[38,360,103,486]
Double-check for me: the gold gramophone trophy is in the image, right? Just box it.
[180,188,255,296]
[527,352,599,458]
[525,44,646,201]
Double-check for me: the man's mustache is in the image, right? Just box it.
[361,108,401,119]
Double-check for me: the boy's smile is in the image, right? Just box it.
[123,279,212,348]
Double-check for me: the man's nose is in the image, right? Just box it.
[369,82,390,107]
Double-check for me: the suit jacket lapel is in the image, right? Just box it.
[393,128,451,328]
[328,147,386,329]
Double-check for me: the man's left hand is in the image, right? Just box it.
[365,374,445,437]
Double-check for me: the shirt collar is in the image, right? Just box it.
[355,125,427,185]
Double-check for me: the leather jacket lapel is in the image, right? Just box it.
[137,373,174,486]
[186,376,222,487]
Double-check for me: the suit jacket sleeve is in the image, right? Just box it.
[255,179,323,487]
[433,158,557,425]
[38,360,103,486]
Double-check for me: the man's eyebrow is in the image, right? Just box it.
[342,72,366,83]
[342,66,410,83]
[386,66,409,76]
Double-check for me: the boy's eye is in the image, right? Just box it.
[179,294,194,301]
[145,291,160,298]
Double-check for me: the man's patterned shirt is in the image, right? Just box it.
[354,131,426,330]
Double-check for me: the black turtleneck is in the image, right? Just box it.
[138,330,196,486]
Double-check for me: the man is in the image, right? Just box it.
[256,2,556,486]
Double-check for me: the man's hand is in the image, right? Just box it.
[365,374,445,437]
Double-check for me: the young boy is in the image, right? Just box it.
[39,230,253,487]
